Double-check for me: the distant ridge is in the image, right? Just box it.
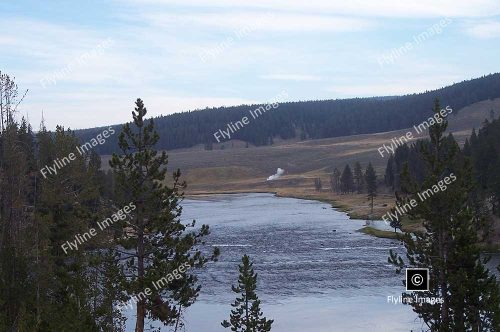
[75,73,500,154]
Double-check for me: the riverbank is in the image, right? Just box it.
[186,187,499,251]
[186,186,421,230]
[188,187,395,220]
[187,187,423,235]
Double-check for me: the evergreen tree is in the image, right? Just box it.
[0,109,109,330]
[331,168,341,194]
[222,255,273,332]
[468,118,500,215]
[0,121,38,330]
[109,99,218,332]
[470,128,478,148]
[36,126,102,331]
[462,138,471,157]
[353,162,364,193]
[314,177,322,191]
[365,162,377,217]
[329,174,335,193]
[340,165,354,194]
[384,143,427,192]
[389,99,500,330]
[385,155,395,188]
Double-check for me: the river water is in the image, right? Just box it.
[122,193,430,331]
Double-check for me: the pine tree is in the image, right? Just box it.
[109,99,218,332]
[329,174,335,193]
[314,177,322,191]
[222,255,273,332]
[36,126,101,331]
[0,120,38,330]
[353,162,364,193]
[462,138,471,157]
[331,168,341,194]
[0,116,106,330]
[389,99,500,330]
[340,165,354,194]
[365,162,377,217]
[385,155,395,188]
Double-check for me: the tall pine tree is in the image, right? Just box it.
[354,162,364,194]
[331,167,341,194]
[389,99,500,330]
[109,99,218,332]
[340,165,354,194]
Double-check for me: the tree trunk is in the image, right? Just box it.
[135,300,145,332]
[135,225,145,332]
[438,230,449,328]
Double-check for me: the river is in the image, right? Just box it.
[122,193,431,331]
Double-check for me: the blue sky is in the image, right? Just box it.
[1,0,500,129]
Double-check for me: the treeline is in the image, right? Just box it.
[0,73,276,331]
[387,100,499,330]
[384,115,500,216]
[75,73,500,154]
[0,120,119,330]
[464,118,500,215]
[314,162,378,215]
[324,162,377,195]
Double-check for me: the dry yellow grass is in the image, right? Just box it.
[100,99,499,240]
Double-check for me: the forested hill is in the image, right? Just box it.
[75,73,500,154]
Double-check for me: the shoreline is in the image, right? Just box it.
[187,188,392,220]
[186,189,499,251]
[186,189,401,238]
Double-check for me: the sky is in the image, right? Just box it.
[1,0,500,130]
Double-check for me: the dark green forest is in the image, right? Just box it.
[385,116,500,217]
[0,71,273,330]
[75,73,500,154]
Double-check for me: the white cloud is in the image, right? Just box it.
[3,1,499,131]
[260,74,323,82]
[123,0,500,18]
[143,12,375,32]
[0,18,108,61]
[466,21,500,38]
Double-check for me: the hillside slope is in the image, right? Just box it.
[101,98,499,194]
[80,73,500,153]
